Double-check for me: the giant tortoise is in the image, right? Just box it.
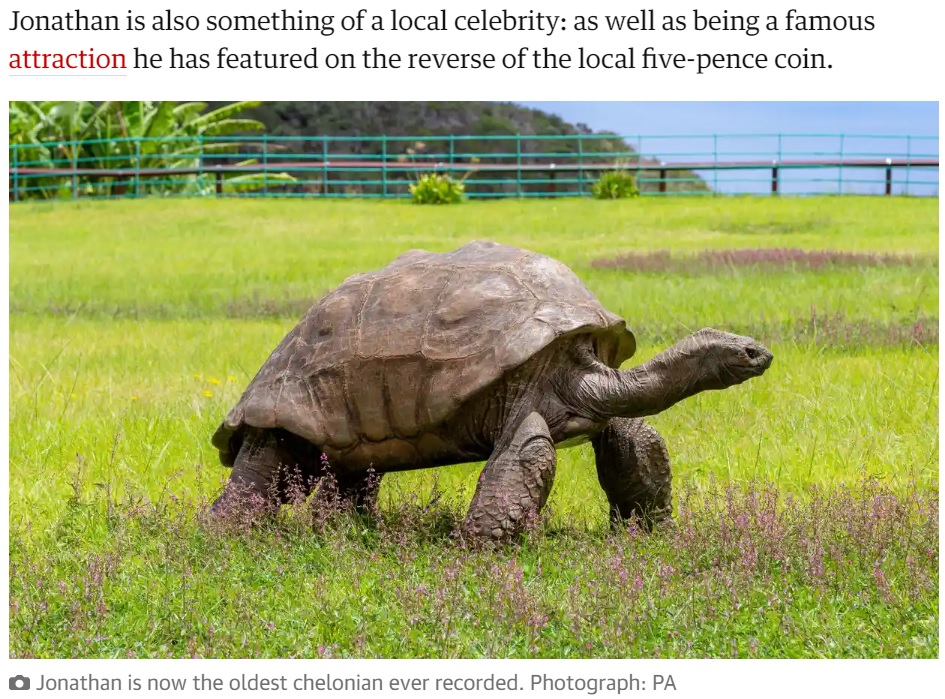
[211,241,773,540]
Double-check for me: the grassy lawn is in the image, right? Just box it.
[9,196,939,658]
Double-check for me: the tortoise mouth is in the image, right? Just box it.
[740,343,773,374]
[721,348,773,384]
[753,348,774,373]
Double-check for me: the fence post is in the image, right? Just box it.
[198,135,205,194]
[885,158,892,196]
[577,134,585,196]
[11,145,19,202]
[771,161,779,195]
[322,137,329,197]
[713,133,718,193]
[516,135,522,197]
[134,138,141,198]
[837,133,845,194]
[659,163,666,194]
[215,167,223,196]
[71,140,78,199]
[549,163,557,196]
[262,134,269,196]
[449,135,456,200]
[905,136,912,193]
[381,134,388,198]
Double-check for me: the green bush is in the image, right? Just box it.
[409,173,465,204]
[592,170,640,200]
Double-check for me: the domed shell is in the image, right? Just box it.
[213,241,636,461]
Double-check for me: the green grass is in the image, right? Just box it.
[9,196,939,658]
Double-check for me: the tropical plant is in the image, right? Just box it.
[9,101,294,199]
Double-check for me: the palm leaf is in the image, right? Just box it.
[189,102,263,129]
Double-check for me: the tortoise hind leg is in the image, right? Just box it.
[211,428,317,515]
[463,412,557,542]
[591,417,673,531]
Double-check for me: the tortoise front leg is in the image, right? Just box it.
[463,412,556,542]
[591,417,673,531]
[211,428,316,515]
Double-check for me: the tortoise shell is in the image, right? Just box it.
[213,241,636,461]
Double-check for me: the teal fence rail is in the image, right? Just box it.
[9,133,939,201]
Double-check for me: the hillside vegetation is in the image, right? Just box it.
[213,101,710,195]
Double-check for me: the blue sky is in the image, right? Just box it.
[516,102,938,194]
[517,102,937,137]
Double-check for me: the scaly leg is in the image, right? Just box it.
[211,428,317,515]
[463,412,556,542]
[591,417,673,530]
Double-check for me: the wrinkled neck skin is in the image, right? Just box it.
[577,344,704,421]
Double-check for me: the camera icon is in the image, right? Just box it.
[10,675,30,690]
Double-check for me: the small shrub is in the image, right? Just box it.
[409,173,465,205]
[592,170,639,200]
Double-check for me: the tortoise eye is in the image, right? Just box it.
[745,347,759,359]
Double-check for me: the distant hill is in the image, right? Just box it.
[210,102,709,196]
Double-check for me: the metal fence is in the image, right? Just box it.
[9,133,939,201]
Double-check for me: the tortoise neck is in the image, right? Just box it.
[579,345,704,420]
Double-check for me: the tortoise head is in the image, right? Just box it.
[680,328,774,391]
[560,327,773,420]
